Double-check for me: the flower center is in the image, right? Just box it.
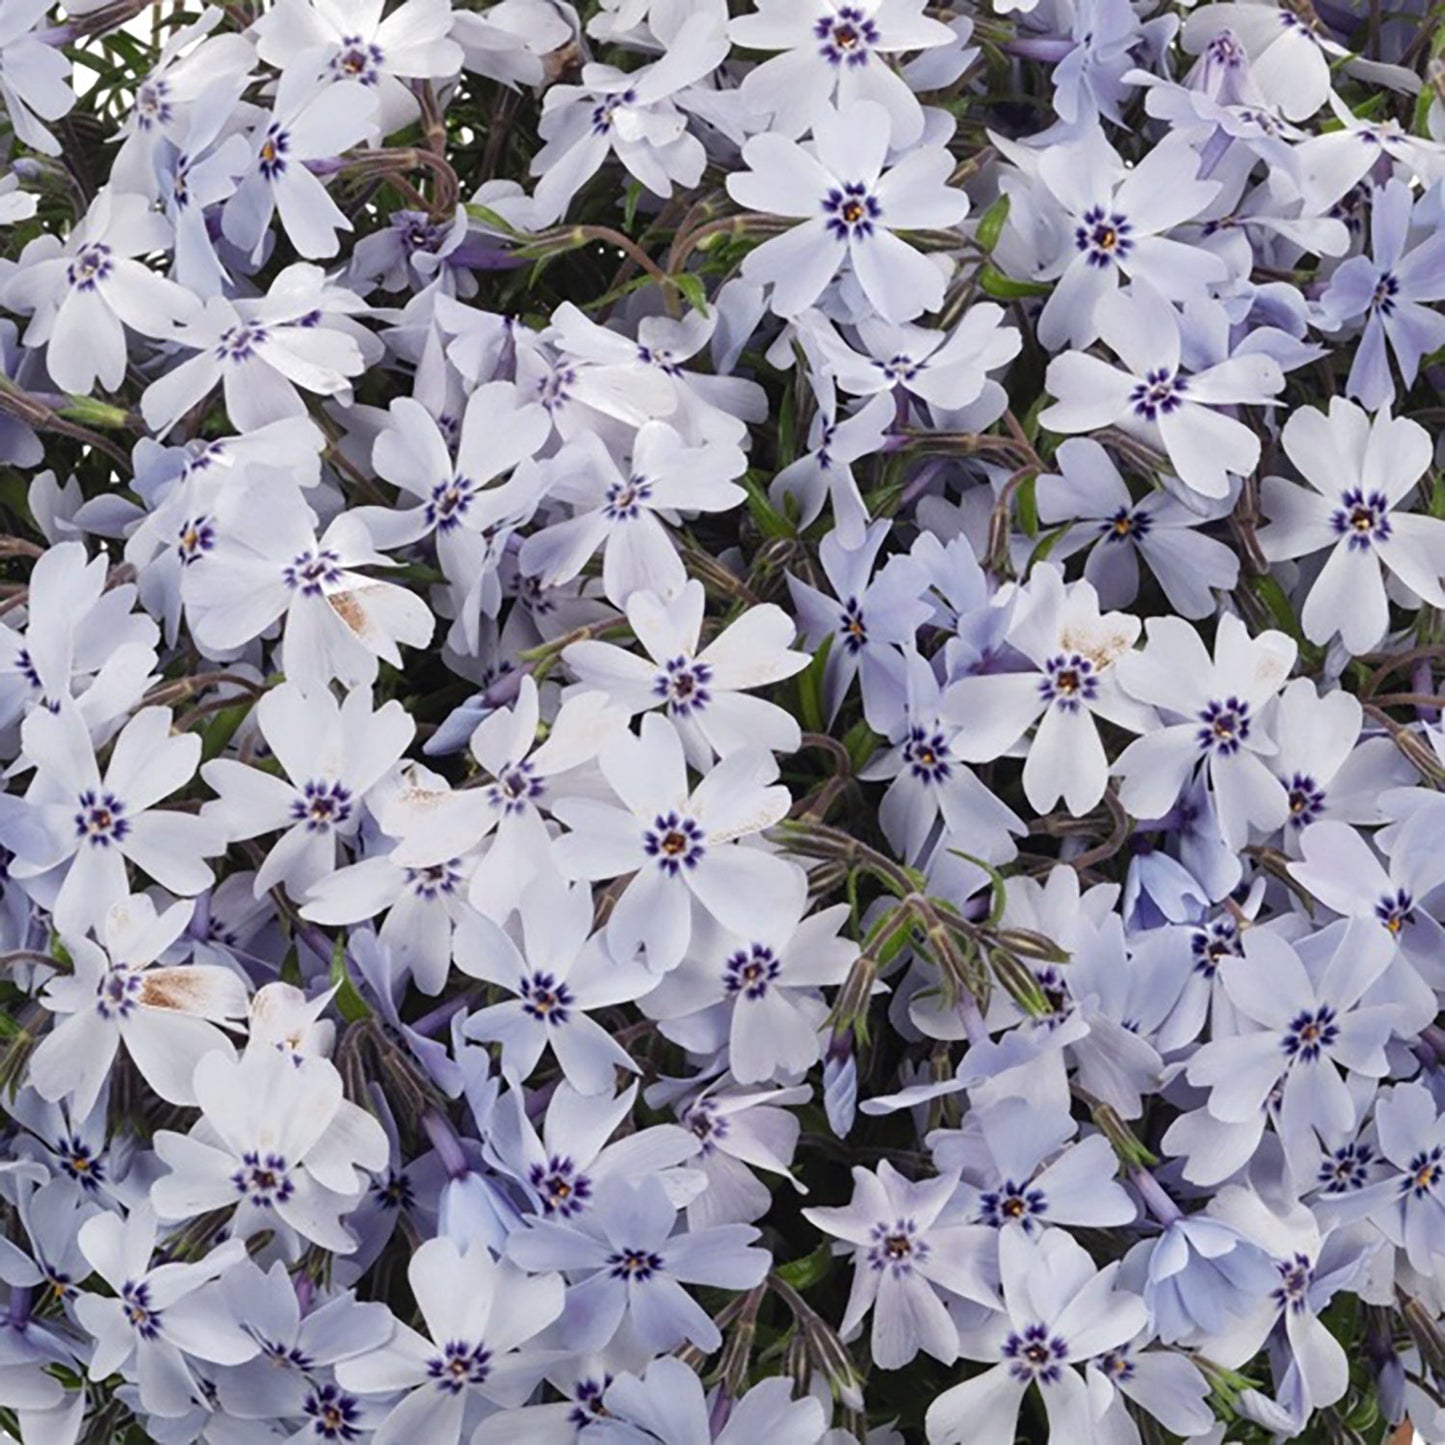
[724,943,781,999]
[654,657,713,716]
[1196,697,1251,755]
[904,725,953,783]
[282,547,343,595]
[331,36,383,84]
[1039,653,1098,711]
[68,244,113,291]
[1375,888,1414,935]
[816,7,879,64]
[291,779,354,832]
[1129,368,1187,420]
[520,971,575,1024]
[608,1247,664,1280]
[1076,206,1134,266]
[980,1181,1049,1232]
[428,1341,491,1394]
[1282,1005,1339,1063]
[122,1280,162,1339]
[868,1218,929,1274]
[1272,1252,1314,1313]
[604,476,653,520]
[838,596,868,652]
[824,183,881,239]
[232,1150,294,1206]
[529,1156,592,1217]
[75,789,130,847]
[643,812,706,875]
[1003,1324,1069,1383]
[1330,488,1392,549]
[487,761,543,814]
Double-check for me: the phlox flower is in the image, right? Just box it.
[1259,398,1445,654]
[728,101,966,323]
[186,507,434,696]
[1041,280,1284,500]
[202,682,414,901]
[4,188,200,396]
[2,703,220,936]
[925,1226,1148,1444]
[551,712,799,973]
[505,1173,770,1354]
[563,581,810,767]
[335,1236,564,1445]
[75,1203,257,1419]
[803,1160,998,1369]
[1112,613,1297,850]
[151,1046,388,1253]
[942,563,1152,816]
[456,875,653,1094]
[731,0,955,146]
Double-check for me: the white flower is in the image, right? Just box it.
[222,69,380,261]
[4,189,200,395]
[0,0,74,157]
[202,682,414,901]
[75,1204,256,1420]
[359,382,550,618]
[1260,399,1445,655]
[0,540,158,734]
[563,580,810,767]
[1113,614,1297,849]
[804,1160,998,1369]
[926,1227,1148,1445]
[28,894,246,1119]
[551,712,799,973]
[335,1236,563,1445]
[141,265,371,435]
[456,874,652,1093]
[530,10,729,222]
[728,100,966,322]
[186,508,434,696]
[642,891,857,1085]
[1041,280,1285,500]
[4,704,220,935]
[519,422,746,608]
[254,0,464,136]
[377,675,624,920]
[152,1046,388,1253]
[942,564,1152,816]
[732,0,955,146]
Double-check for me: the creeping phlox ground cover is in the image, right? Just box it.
[1,0,1445,1442]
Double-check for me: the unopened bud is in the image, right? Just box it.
[993,927,1072,964]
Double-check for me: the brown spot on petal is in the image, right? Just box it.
[1060,621,1137,671]
[139,969,210,1012]
[328,589,369,639]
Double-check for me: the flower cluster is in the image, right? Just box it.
[0,1,1443,1442]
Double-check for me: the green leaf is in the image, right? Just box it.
[977,264,1051,300]
[622,180,644,232]
[57,396,132,428]
[975,193,1010,254]
[670,271,710,316]
[796,634,833,737]
[947,850,1010,926]
[200,702,250,764]
[774,1240,833,1290]
[329,934,371,1022]
[1252,572,1304,644]
[1015,472,1038,538]
[464,202,524,236]
[742,474,794,539]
